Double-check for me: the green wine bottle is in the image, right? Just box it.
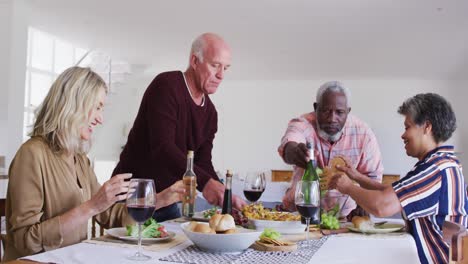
[302,142,319,182]
[301,142,320,225]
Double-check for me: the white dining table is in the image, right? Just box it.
[21,220,420,264]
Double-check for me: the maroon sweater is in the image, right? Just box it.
[113,71,219,192]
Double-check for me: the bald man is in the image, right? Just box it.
[113,33,246,221]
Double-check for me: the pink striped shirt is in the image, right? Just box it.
[278,112,384,213]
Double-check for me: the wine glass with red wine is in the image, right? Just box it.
[295,180,320,246]
[243,172,266,203]
[126,179,156,261]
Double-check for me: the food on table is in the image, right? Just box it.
[186,221,198,231]
[126,218,168,238]
[203,206,221,219]
[260,228,281,240]
[320,156,348,190]
[187,215,238,234]
[254,228,297,251]
[232,208,249,226]
[192,223,216,234]
[242,203,301,221]
[352,216,374,231]
[209,214,237,233]
[321,211,340,230]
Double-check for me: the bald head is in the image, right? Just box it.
[185,32,232,95]
[190,33,231,63]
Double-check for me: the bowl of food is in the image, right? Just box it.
[320,191,350,230]
[242,203,305,234]
[181,214,261,252]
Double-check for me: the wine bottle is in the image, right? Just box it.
[182,150,197,218]
[221,169,233,215]
[302,142,319,181]
[301,142,321,225]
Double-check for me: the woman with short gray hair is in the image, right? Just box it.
[330,93,467,264]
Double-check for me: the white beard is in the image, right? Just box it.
[316,120,343,142]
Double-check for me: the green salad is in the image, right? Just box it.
[126,218,169,238]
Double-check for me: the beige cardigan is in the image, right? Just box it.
[4,137,130,261]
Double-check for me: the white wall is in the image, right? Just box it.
[90,76,465,180]
[5,0,29,166]
[447,81,468,165]
[0,0,12,157]
[1,1,466,178]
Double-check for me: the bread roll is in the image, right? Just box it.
[209,214,236,232]
[330,156,347,172]
[217,228,237,234]
[321,156,348,190]
[187,221,198,232]
[193,223,216,234]
[352,216,374,231]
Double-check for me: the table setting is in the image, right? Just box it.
[17,173,419,264]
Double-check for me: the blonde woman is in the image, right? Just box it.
[4,67,184,261]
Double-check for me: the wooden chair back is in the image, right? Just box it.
[443,220,468,264]
[0,198,6,260]
[91,216,105,238]
[382,174,400,185]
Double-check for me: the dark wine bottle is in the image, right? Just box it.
[221,169,233,215]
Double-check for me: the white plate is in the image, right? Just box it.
[106,227,175,242]
[181,222,261,253]
[346,223,405,234]
[191,209,221,222]
[191,212,210,222]
[248,218,306,234]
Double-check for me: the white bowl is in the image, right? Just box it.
[248,218,306,234]
[181,222,261,253]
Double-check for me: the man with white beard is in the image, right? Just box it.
[278,81,384,218]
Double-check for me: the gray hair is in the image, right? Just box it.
[398,93,456,143]
[190,35,206,63]
[316,81,351,107]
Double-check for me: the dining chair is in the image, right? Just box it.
[382,174,400,185]
[443,220,468,264]
[91,216,105,238]
[0,198,6,260]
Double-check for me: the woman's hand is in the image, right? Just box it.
[155,180,185,210]
[328,174,353,194]
[89,173,132,214]
[335,163,363,181]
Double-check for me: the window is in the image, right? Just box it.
[23,28,88,141]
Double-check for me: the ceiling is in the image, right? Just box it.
[25,0,468,80]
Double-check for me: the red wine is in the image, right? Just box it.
[296,204,320,224]
[127,205,155,223]
[243,190,263,202]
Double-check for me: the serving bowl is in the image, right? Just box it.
[181,222,261,253]
[248,217,306,234]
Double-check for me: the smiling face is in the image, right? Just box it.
[191,38,231,95]
[316,91,350,139]
[401,115,434,160]
[80,88,106,141]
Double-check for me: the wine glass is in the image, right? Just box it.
[126,179,156,261]
[243,172,266,203]
[295,180,320,246]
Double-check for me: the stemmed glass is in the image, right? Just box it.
[295,180,320,246]
[243,172,266,203]
[126,179,156,261]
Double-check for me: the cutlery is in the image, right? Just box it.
[374,221,387,226]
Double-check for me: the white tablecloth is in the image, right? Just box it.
[23,220,420,264]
